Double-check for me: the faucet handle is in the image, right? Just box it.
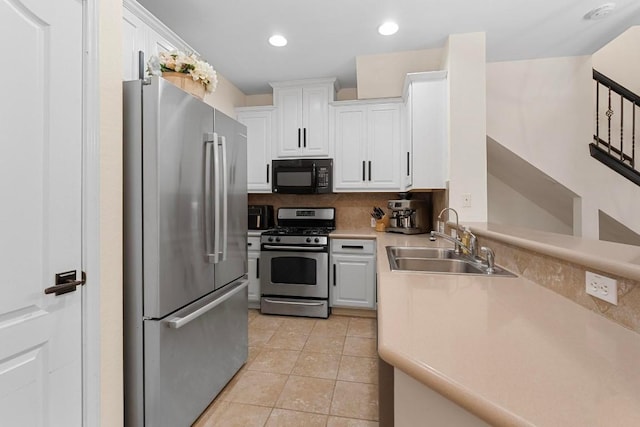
[480,246,495,274]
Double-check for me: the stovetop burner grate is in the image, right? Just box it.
[263,226,334,236]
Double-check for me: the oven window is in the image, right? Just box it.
[277,171,312,187]
[271,257,317,285]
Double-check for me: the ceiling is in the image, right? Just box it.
[137,0,640,95]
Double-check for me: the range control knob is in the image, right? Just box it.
[268,237,274,242]
[314,237,320,243]
[306,237,312,243]
[275,237,281,242]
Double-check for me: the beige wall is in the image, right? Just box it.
[245,93,274,107]
[592,26,640,94]
[486,55,640,237]
[243,87,356,108]
[356,48,443,99]
[445,33,488,222]
[100,0,124,425]
[204,73,247,117]
[487,174,572,235]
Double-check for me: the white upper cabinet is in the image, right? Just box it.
[403,71,448,189]
[271,79,336,158]
[122,0,193,81]
[122,8,147,81]
[236,107,275,193]
[332,101,402,191]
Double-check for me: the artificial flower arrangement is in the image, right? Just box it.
[147,50,218,93]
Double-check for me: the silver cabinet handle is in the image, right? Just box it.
[263,298,324,307]
[166,280,248,329]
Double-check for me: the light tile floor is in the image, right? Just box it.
[194,310,380,427]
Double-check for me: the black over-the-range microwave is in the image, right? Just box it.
[271,158,333,194]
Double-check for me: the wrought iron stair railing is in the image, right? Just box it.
[591,69,640,186]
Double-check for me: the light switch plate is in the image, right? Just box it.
[585,271,617,305]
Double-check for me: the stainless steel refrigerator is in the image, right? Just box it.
[123,77,248,427]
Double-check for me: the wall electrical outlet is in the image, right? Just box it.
[370,217,376,228]
[585,271,617,305]
[462,193,472,207]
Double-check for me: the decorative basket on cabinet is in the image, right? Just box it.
[147,50,218,100]
[161,71,206,99]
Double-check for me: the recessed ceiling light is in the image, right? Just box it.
[378,21,399,36]
[269,34,287,47]
[584,3,616,20]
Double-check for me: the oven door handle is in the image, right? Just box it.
[262,245,325,251]
[262,298,325,307]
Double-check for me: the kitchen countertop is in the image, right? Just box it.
[372,231,640,426]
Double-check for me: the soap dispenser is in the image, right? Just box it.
[461,227,471,255]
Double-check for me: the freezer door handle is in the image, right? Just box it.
[204,134,217,262]
[212,132,222,264]
[165,280,249,329]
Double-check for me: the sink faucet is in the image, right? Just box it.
[433,207,462,254]
[481,247,495,274]
[437,207,459,236]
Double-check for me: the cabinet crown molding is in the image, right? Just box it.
[235,105,276,113]
[331,97,403,107]
[123,0,197,56]
[403,70,448,99]
[270,77,338,92]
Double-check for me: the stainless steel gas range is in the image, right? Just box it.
[259,207,335,318]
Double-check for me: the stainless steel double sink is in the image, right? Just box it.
[386,246,516,277]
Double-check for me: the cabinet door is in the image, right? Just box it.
[401,96,413,190]
[237,109,273,192]
[367,104,401,190]
[302,86,330,156]
[122,8,146,80]
[147,30,176,58]
[411,79,447,189]
[276,87,304,157]
[248,251,260,306]
[331,254,376,309]
[333,106,367,190]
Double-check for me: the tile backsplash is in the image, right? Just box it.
[249,192,436,230]
[479,235,640,335]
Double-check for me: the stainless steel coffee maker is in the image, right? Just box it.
[386,199,431,234]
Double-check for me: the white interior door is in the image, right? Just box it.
[0,0,83,425]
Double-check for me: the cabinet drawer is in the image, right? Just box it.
[247,236,261,251]
[331,239,375,255]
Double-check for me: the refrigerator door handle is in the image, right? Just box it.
[165,279,249,329]
[220,135,229,262]
[204,134,217,263]
[212,132,222,264]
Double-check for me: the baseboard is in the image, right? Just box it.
[331,307,377,318]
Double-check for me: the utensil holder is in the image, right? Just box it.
[375,215,390,232]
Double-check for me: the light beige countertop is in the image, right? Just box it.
[374,231,640,427]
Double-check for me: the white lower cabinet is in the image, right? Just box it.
[330,239,376,309]
[247,235,261,308]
